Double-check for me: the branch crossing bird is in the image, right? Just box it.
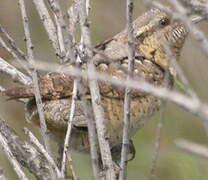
[1,8,188,160]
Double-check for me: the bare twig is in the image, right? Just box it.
[32,61,208,126]
[148,106,165,180]
[18,0,55,179]
[0,36,31,75]
[119,0,135,180]
[0,132,28,180]
[31,0,60,56]
[175,139,208,159]
[65,3,79,63]
[59,2,79,178]
[24,128,63,179]
[0,118,52,180]
[0,24,27,60]
[66,153,78,180]
[78,0,116,179]
[47,0,67,58]
[0,57,31,85]
[76,81,101,180]
[47,0,77,63]
[60,79,78,178]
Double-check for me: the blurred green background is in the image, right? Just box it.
[0,0,208,179]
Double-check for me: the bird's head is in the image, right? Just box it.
[134,8,188,71]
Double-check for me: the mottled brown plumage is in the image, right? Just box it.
[2,8,188,157]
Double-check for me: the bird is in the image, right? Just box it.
[1,8,188,160]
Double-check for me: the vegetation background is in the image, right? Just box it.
[0,0,208,179]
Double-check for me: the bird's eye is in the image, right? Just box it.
[159,18,170,26]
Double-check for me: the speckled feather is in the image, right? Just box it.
[3,8,188,155]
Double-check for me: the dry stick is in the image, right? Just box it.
[24,128,62,179]
[76,0,100,179]
[47,0,66,58]
[79,0,116,179]
[0,118,52,180]
[74,72,101,180]
[0,24,27,61]
[0,36,31,75]
[119,0,135,180]
[0,57,31,85]
[18,0,56,179]
[66,154,78,180]
[0,132,28,180]
[65,2,79,63]
[59,2,79,178]
[47,0,77,64]
[175,139,208,159]
[31,0,60,56]
[33,61,208,126]
[148,106,165,180]
[60,79,78,179]
[60,1,96,177]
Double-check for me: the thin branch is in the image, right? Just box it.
[33,61,208,126]
[65,2,79,63]
[0,57,31,85]
[175,139,208,159]
[148,106,165,180]
[60,79,78,178]
[66,153,78,180]
[75,0,102,179]
[119,0,135,180]
[31,0,60,56]
[24,128,63,179]
[60,2,80,178]
[0,24,27,60]
[47,0,67,58]
[78,0,116,179]
[18,0,55,179]
[0,36,31,75]
[0,132,28,180]
[0,118,52,180]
